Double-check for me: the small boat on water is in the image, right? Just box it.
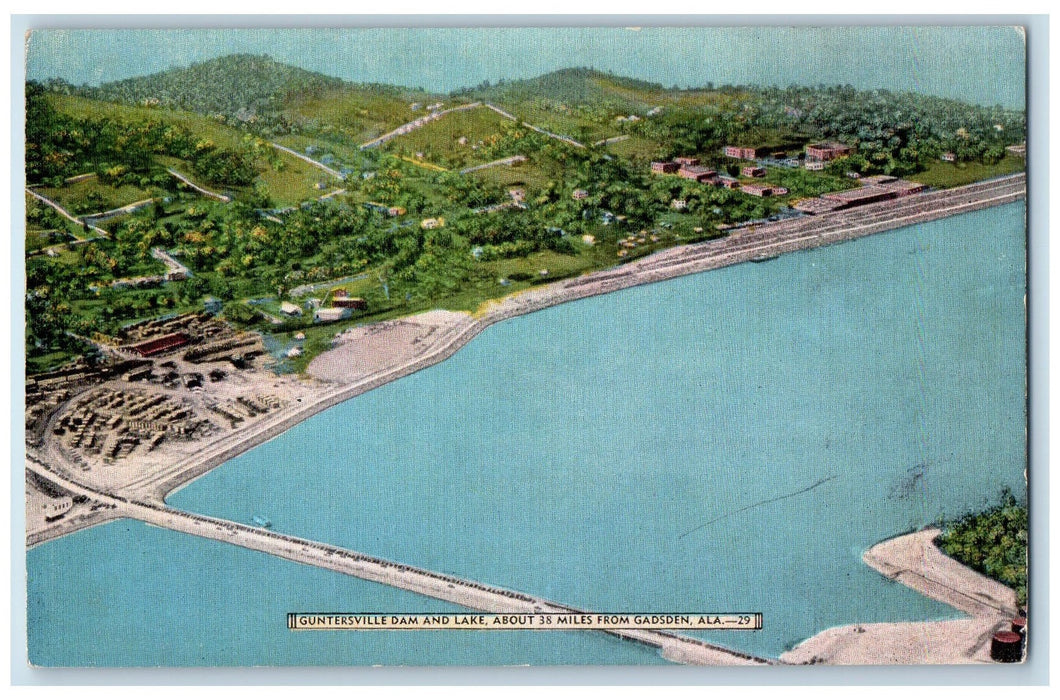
[251,515,272,529]
[751,253,779,263]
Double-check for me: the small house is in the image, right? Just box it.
[280,302,303,317]
[805,142,854,161]
[333,297,368,310]
[723,146,757,160]
[740,183,774,197]
[651,161,679,174]
[314,307,353,323]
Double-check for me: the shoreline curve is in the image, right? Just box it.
[780,528,1019,665]
[28,174,1026,549]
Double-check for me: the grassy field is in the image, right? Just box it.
[469,156,554,192]
[50,94,246,149]
[27,348,80,374]
[382,106,515,169]
[158,149,333,209]
[762,167,852,199]
[273,133,365,170]
[285,85,432,145]
[35,179,154,216]
[508,103,611,144]
[50,94,333,207]
[913,154,1025,188]
[258,150,340,207]
[470,149,571,194]
[25,229,72,252]
[600,134,666,162]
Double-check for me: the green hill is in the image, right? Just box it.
[82,54,345,121]
[78,53,437,143]
[470,67,664,107]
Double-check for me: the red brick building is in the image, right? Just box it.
[333,297,368,310]
[741,166,767,178]
[651,161,679,174]
[677,165,718,182]
[740,183,775,197]
[724,146,757,160]
[805,142,854,161]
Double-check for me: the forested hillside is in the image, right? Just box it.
[79,54,345,121]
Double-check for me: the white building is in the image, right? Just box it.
[314,307,353,323]
[42,495,73,521]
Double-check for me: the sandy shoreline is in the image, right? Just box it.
[781,529,1019,665]
[28,175,1026,547]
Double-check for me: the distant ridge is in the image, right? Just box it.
[465,67,668,107]
[79,54,348,120]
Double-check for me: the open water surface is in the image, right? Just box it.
[28,202,1027,666]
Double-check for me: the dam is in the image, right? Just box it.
[25,456,769,666]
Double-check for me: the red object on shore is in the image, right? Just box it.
[1011,617,1027,634]
[126,332,190,357]
[990,631,1023,663]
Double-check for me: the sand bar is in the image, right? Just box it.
[781,529,1019,665]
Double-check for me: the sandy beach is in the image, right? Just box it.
[781,528,1019,665]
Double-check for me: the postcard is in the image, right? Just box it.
[22,24,1029,668]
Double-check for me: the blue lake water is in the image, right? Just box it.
[28,202,1027,666]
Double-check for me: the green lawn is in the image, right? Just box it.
[763,167,852,199]
[471,155,555,192]
[272,133,365,170]
[25,228,71,252]
[27,348,79,374]
[50,94,246,149]
[258,151,340,207]
[913,154,1025,188]
[285,85,432,145]
[158,152,331,209]
[50,94,332,208]
[600,134,666,162]
[35,179,154,216]
[382,105,515,169]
